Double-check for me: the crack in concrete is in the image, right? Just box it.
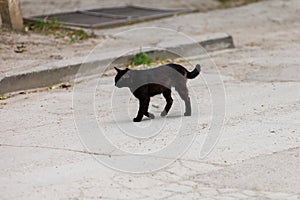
[0,143,114,157]
[0,143,226,169]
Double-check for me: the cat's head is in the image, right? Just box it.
[114,67,131,88]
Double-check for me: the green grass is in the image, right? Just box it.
[30,20,61,30]
[25,20,90,42]
[131,51,152,66]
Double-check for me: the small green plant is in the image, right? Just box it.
[131,51,152,66]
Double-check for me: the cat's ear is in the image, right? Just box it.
[114,67,121,72]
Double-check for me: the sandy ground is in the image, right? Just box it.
[0,0,300,199]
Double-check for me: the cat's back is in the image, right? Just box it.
[136,63,185,73]
[131,63,186,82]
[151,63,186,77]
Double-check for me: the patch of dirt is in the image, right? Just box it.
[0,30,101,74]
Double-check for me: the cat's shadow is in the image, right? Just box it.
[108,113,183,124]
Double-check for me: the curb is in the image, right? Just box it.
[0,32,234,95]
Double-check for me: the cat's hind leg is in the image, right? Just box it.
[142,100,155,120]
[175,84,191,116]
[161,89,173,117]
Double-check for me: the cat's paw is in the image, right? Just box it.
[161,110,167,117]
[148,113,155,119]
[184,112,191,116]
[133,117,142,122]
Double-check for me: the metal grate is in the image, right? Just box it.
[24,5,194,28]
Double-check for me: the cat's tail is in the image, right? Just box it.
[187,64,201,79]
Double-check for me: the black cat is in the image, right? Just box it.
[114,63,201,122]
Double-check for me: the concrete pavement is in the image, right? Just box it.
[0,0,300,199]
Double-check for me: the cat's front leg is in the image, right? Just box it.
[133,108,143,122]
[133,117,143,122]
[133,97,150,122]
[161,89,173,117]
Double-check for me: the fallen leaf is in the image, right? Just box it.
[152,104,159,108]
[14,43,26,53]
